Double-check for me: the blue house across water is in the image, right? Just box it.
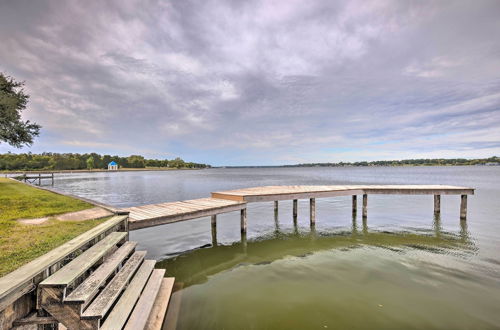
[108,161,118,171]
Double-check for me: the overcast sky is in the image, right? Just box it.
[1,0,499,165]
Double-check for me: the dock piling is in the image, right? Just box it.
[293,199,298,222]
[352,195,357,215]
[211,215,217,246]
[241,231,247,250]
[362,194,368,218]
[362,216,368,234]
[274,201,278,222]
[434,195,441,214]
[310,198,316,225]
[240,208,247,233]
[352,212,358,235]
[433,213,442,238]
[460,195,467,220]
[460,218,469,241]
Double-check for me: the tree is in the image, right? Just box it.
[0,152,210,170]
[127,155,145,168]
[0,73,41,147]
[169,157,185,169]
[102,155,112,168]
[86,156,95,170]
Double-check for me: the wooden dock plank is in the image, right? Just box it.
[128,203,247,230]
[100,260,156,330]
[124,269,166,330]
[39,232,127,288]
[64,241,137,305]
[153,204,202,213]
[131,208,168,218]
[126,198,247,230]
[145,277,175,330]
[182,199,235,207]
[163,282,183,330]
[82,251,146,320]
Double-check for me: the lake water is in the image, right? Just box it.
[52,167,500,329]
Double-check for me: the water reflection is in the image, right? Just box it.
[433,214,442,238]
[460,219,470,241]
[157,223,475,289]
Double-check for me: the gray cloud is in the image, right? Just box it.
[1,0,499,165]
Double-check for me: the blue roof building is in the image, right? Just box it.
[108,161,118,170]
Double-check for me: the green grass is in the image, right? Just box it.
[0,178,106,277]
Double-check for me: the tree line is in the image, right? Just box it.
[285,157,500,167]
[0,152,210,171]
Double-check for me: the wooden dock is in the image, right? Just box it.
[16,172,55,185]
[211,185,474,201]
[126,185,474,236]
[125,198,247,230]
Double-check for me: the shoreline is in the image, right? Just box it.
[217,164,500,168]
[3,164,499,174]
[1,167,204,174]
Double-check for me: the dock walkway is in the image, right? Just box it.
[125,184,474,233]
[211,184,474,201]
[125,198,247,230]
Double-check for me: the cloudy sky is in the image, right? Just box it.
[1,0,499,165]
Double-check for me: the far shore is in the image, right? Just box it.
[1,167,205,174]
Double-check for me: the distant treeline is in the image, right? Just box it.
[0,152,210,171]
[285,157,500,167]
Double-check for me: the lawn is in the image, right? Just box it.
[0,178,107,276]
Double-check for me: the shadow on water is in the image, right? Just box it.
[156,215,476,289]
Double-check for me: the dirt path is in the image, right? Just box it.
[17,207,114,225]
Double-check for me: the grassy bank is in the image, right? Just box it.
[0,178,106,276]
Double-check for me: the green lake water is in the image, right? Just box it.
[52,166,500,329]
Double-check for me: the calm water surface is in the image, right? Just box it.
[52,167,500,329]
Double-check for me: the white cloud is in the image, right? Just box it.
[1,0,499,165]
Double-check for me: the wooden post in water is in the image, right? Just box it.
[211,215,217,246]
[310,198,316,225]
[434,195,441,214]
[362,194,368,218]
[241,231,247,250]
[352,195,357,215]
[352,211,358,235]
[460,195,467,220]
[293,199,298,222]
[240,208,247,233]
[274,201,279,222]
